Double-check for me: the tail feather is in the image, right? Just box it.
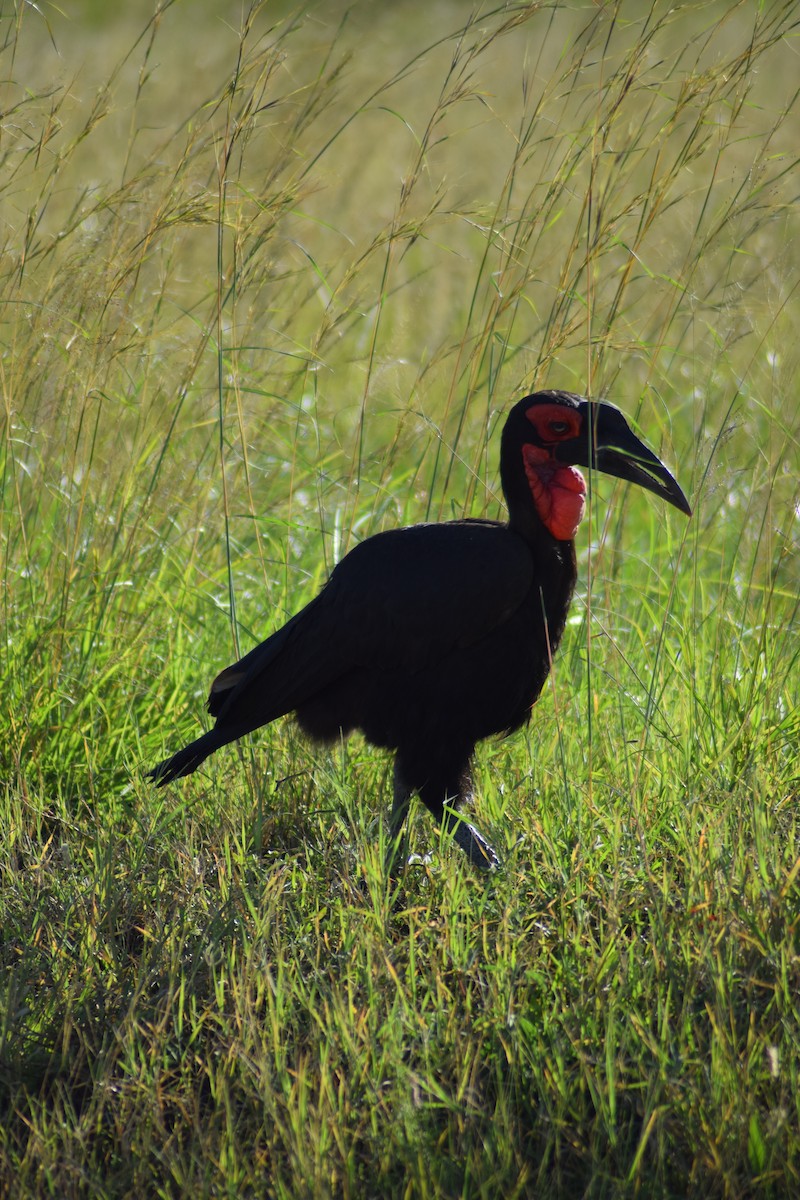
[147,728,226,787]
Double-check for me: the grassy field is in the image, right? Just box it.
[1,0,799,1195]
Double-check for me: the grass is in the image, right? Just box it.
[1,0,799,1195]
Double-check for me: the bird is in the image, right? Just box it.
[147,390,691,871]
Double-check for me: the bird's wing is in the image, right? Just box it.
[207,594,331,725]
[328,521,534,669]
[209,521,534,727]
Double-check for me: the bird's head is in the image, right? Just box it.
[501,390,692,541]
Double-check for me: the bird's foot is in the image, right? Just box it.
[406,852,434,867]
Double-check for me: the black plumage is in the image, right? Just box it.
[148,391,691,869]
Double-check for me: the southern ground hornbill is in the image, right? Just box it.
[148,391,691,870]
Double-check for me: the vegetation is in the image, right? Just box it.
[1,0,798,1195]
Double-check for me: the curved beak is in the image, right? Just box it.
[561,401,692,516]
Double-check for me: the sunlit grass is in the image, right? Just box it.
[1,1,799,1196]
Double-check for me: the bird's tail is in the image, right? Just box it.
[147,728,226,787]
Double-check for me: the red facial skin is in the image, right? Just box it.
[523,404,587,541]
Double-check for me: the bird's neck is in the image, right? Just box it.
[505,492,579,655]
[514,525,578,658]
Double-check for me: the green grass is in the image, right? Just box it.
[1,0,799,1195]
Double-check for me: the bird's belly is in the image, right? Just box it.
[294,620,550,751]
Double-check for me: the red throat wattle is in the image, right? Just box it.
[522,444,586,540]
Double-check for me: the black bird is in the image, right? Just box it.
[148,391,691,869]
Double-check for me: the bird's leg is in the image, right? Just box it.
[419,764,500,871]
[385,761,413,874]
[442,805,500,871]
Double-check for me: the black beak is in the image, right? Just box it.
[561,401,692,517]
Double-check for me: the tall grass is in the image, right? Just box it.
[1,1,799,1195]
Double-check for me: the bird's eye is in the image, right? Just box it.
[525,403,580,442]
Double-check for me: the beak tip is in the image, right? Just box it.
[674,489,693,518]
